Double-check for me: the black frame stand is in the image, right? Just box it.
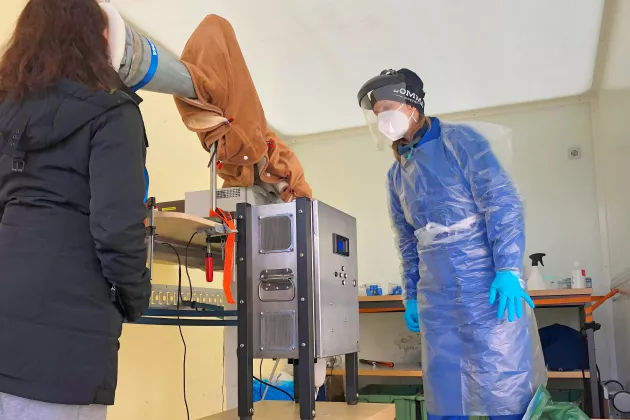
[236,202,254,420]
[579,305,602,418]
[296,198,316,420]
[235,198,359,420]
[345,352,359,405]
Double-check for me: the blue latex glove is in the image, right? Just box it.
[489,271,535,322]
[404,299,420,332]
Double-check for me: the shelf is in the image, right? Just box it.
[151,211,229,270]
[546,371,592,379]
[331,364,590,379]
[359,289,595,313]
[529,288,593,297]
[154,211,223,247]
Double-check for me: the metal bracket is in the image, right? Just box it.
[196,222,238,237]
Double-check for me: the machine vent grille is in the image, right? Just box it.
[261,311,295,351]
[217,188,241,199]
[259,215,292,252]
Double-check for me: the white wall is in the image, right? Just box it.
[595,89,630,385]
[596,90,630,281]
[290,101,616,379]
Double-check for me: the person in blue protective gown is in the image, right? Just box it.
[357,69,546,420]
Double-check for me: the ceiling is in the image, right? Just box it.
[111,0,606,137]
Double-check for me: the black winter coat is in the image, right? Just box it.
[0,79,151,405]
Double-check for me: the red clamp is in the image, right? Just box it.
[205,256,214,282]
[225,116,235,125]
[205,238,214,282]
[217,160,223,170]
[266,139,276,149]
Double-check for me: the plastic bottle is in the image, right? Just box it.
[527,253,547,290]
[571,262,586,289]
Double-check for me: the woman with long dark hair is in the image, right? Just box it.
[0,0,151,418]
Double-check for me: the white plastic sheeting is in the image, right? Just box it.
[111,0,604,136]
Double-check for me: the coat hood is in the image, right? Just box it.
[0,79,140,153]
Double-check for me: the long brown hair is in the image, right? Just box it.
[0,0,120,101]
[392,114,431,162]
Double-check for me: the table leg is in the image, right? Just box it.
[579,304,601,418]
[345,353,358,405]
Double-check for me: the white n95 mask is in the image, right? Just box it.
[377,106,417,141]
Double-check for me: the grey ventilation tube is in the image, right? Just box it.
[100,2,196,99]
[118,25,197,99]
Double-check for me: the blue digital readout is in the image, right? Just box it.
[333,234,350,257]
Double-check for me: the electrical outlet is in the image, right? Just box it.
[568,147,582,160]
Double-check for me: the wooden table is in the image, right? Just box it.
[197,402,395,420]
[358,288,596,313]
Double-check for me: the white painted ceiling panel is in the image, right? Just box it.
[111,0,604,136]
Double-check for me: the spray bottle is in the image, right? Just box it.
[527,253,547,290]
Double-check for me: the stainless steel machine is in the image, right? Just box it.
[187,188,360,354]
[234,198,360,420]
[250,200,359,359]
[178,190,360,420]
[186,188,360,358]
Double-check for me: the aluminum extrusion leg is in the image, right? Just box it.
[210,143,217,213]
[296,197,315,420]
[292,360,300,403]
[236,203,254,420]
[345,352,359,405]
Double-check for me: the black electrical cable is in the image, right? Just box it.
[185,232,197,298]
[253,376,295,401]
[156,241,190,420]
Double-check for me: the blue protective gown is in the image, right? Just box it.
[387,118,546,417]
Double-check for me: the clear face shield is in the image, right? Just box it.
[357,74,424,151]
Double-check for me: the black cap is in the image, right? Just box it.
[397,68,424,93]
[357,68,425,113]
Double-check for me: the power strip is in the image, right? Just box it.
[150,284,227,308]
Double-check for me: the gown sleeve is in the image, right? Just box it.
[387,166,420,300]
